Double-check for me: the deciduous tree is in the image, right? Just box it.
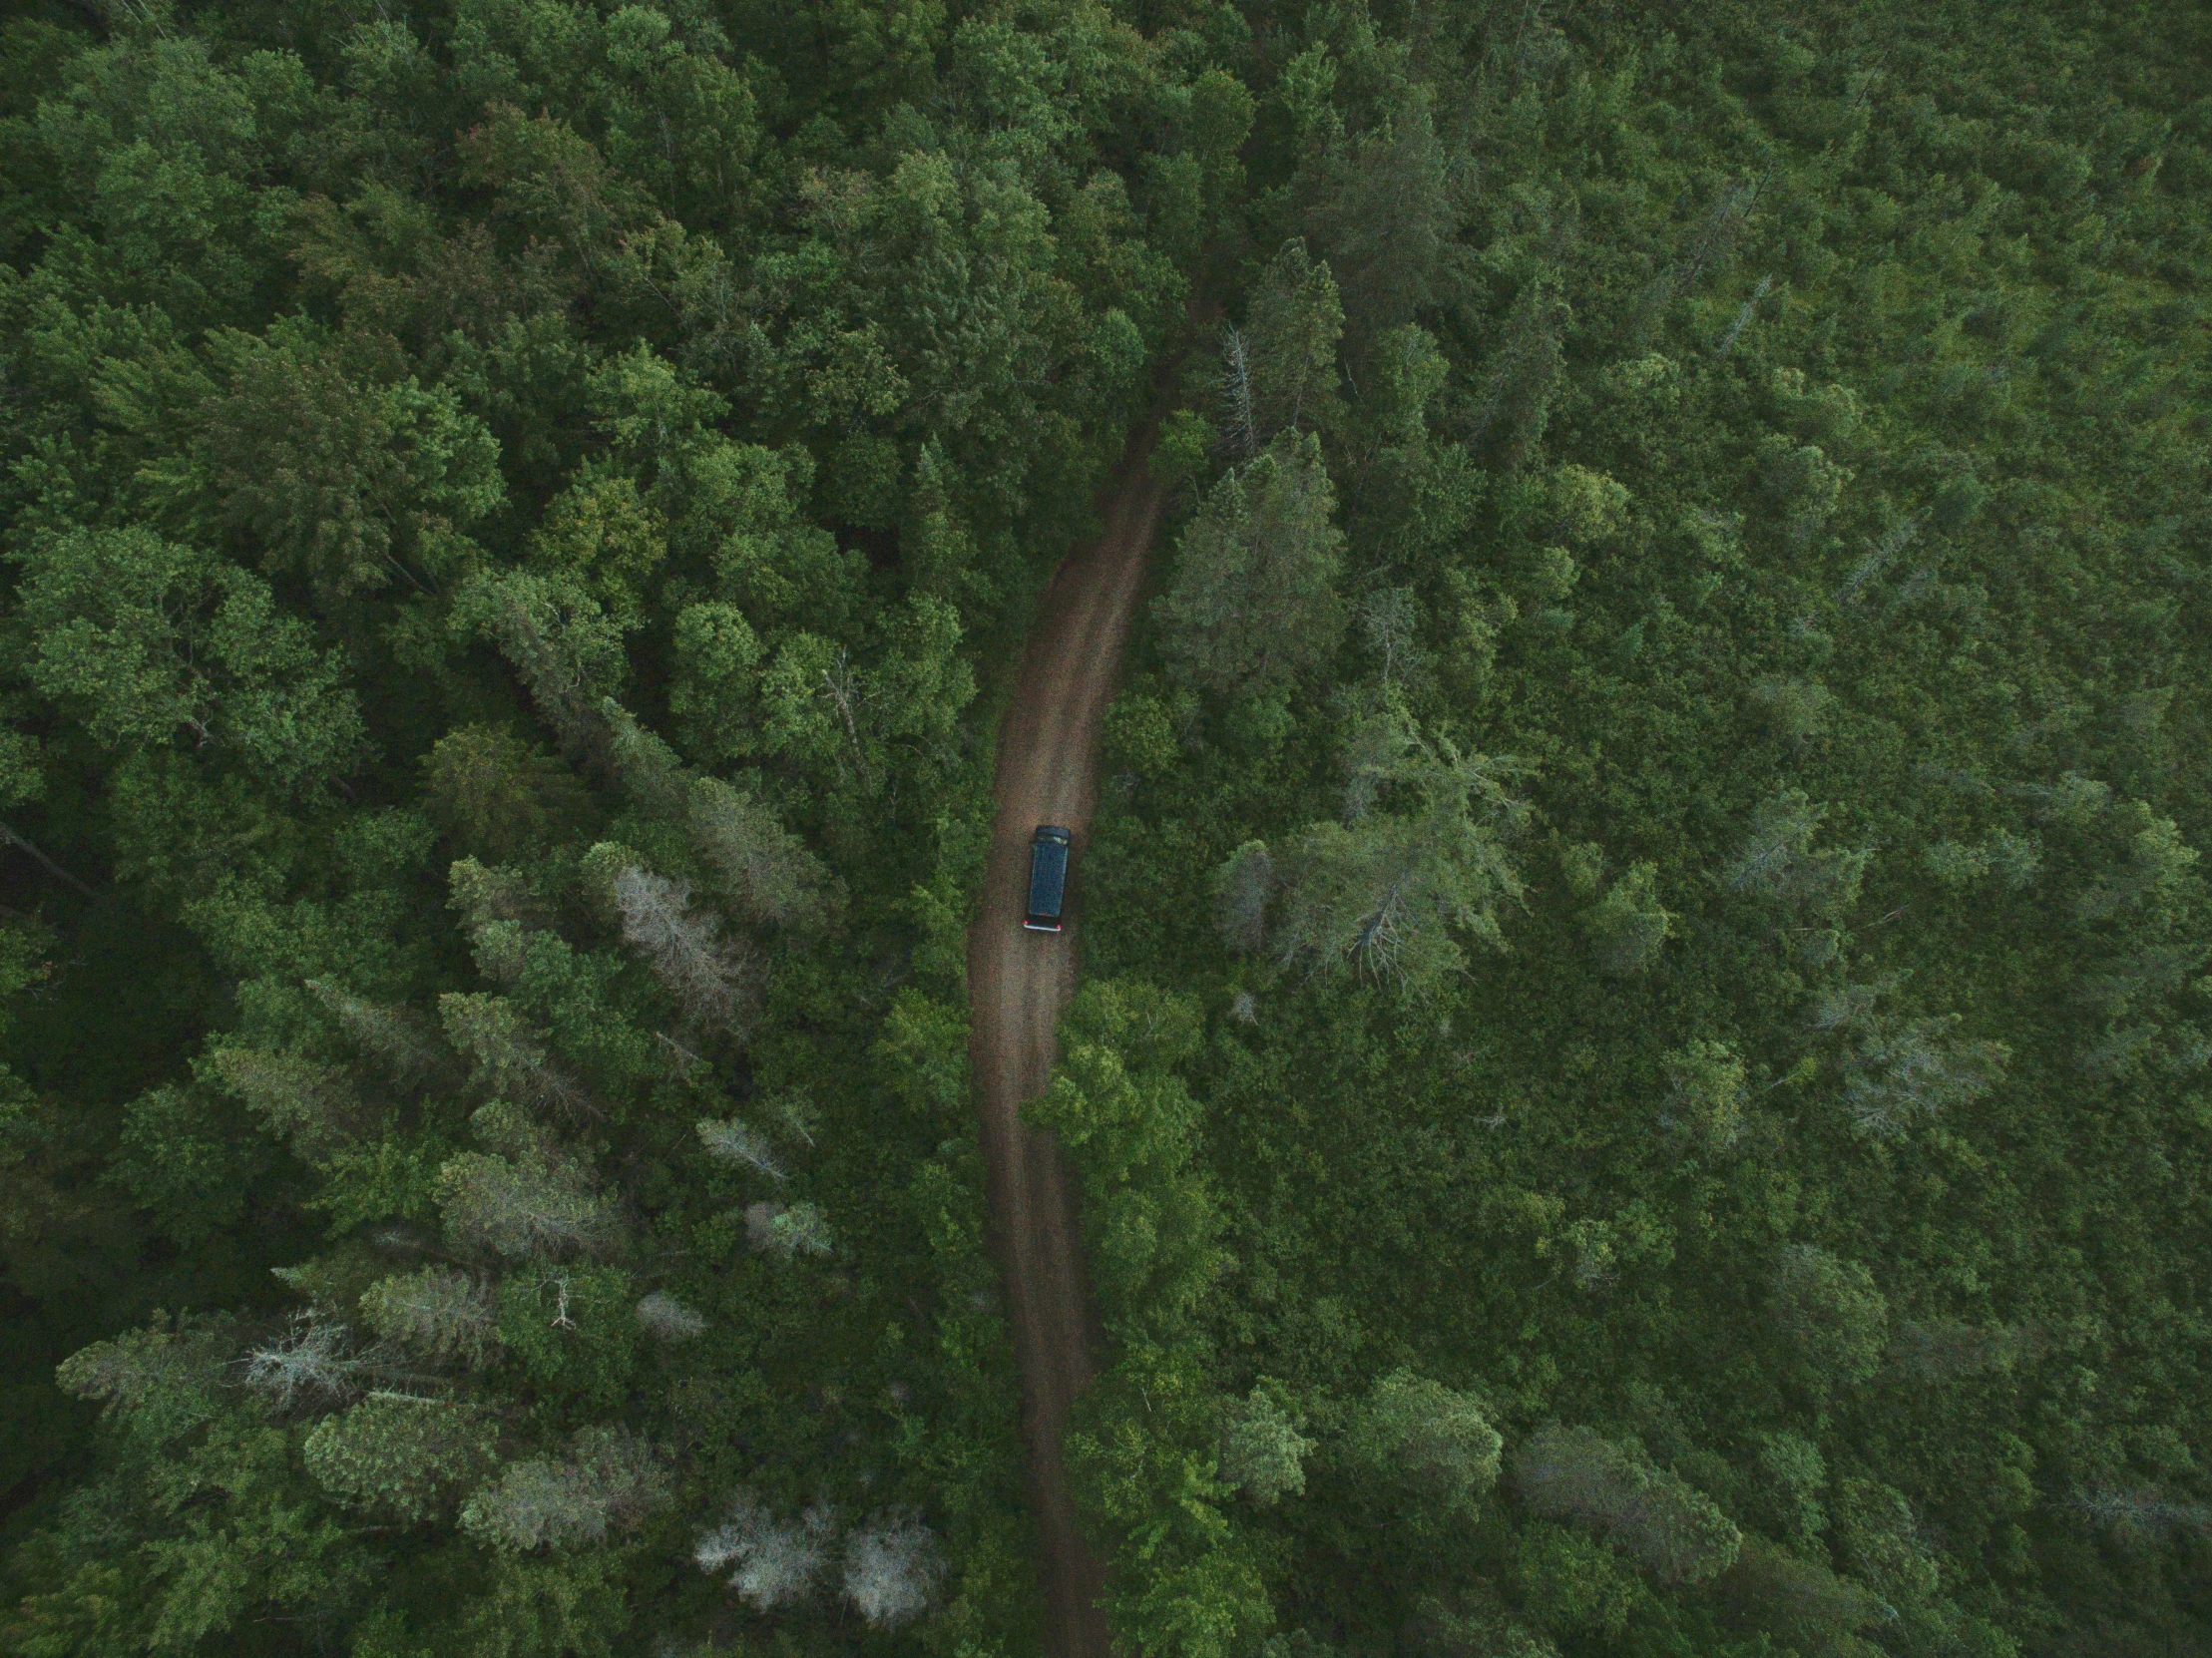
[1512,1425,1741,1583]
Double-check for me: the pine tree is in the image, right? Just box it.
[189,316,503,602]
[459,1426,668,1550]
[686,776,829,929]
[302,1396,498,1521]
[201,1047,372,1163]
[55,1313,237,1428]
[438,993,599,1121]
[306,981,456,1092]
[1153,431,1347,704]
[1291,88,1455,350]
[1272,725,1530,990]
[1831,1478,1941,1605]
[1748,1431,1829,1548]
[1470,269,1569,471]
[448,567,630,745]
[1244,240,1346,441]
[1723,789,1869,917]
[420,725,593,864]
[358,1267,504,1370]
[600,700,690,822]
[436,1148,618,1261]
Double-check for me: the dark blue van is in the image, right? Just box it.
[1024,826,1072,932]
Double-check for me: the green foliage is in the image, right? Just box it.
[359,1267,502,1370]
[6,0,2212,1654]
[1661,1039,1748,1153]
[1548,465,1631,545]
[1514,1425,1743,1585]
[1343,1369,1504,1521]
[1220,1383,1313,1506]
[1243,240,1346,443]
[18,526,369,791]
[1153,432,1347,704]
[1582,862,1673,977]
[0,0,1188,1644]
[458,1425,668,1553]
[1511,1522,1639,1638]
[302,1396,497,1522]
[422,726,594,864]
[1768,1245,1890,1390]
[1271,720,1532,988]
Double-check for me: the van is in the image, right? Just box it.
[1024,826,1072,931]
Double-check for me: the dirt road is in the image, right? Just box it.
[967,441,1165,1658]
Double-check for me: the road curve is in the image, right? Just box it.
[967,437,1165,1658]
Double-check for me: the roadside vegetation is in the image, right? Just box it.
[0,1,2206,1656]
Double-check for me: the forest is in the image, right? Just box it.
[0,0,2206,1656]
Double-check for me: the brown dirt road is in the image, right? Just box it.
[967,439,1165,1658]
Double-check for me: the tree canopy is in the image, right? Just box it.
[3,1,2210,1656]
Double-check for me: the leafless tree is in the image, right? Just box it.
[240,1312,380,1413]
[636,1291,706,1343]
[2068,1485,2212,1543]
[841,1510,945,1628]
[695,1489,837,1609]
[1212,842,1276,954]
[1216,325,1258,460]
[613,864,756,1033]
[1710,272,1773,358]
[697,1116,788,1181]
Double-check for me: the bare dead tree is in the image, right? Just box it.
[1217,325,1258,460]
[613,865,756,1033]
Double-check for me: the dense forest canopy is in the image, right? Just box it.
[0,1,2207,1656]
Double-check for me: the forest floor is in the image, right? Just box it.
[966,435,1165,1658]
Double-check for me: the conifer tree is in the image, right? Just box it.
[459,1426,669,1551]
[359,1267,504,1370]
[303,1396,498,1521]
